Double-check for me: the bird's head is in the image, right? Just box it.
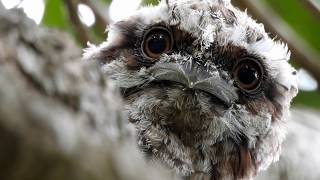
[84,0,298,178]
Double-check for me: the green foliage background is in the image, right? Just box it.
[265,0,320,109]
[41,0,320,109]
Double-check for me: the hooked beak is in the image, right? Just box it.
[148,62,238,106]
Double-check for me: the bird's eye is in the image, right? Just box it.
[233,58,263,91]
[142,27,173,60]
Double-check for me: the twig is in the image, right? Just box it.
[234,0,320,90]
[80,0,109,31]
[64,0,91,46]
[302,0,320,19]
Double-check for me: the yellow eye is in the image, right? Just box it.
[142,27,173,60]
[233,58,263,91]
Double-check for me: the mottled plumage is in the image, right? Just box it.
[84,0,298,179]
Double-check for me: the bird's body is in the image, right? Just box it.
[84,0,298,179]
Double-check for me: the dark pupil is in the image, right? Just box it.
[237,65,259,85]
[148,34,167,54]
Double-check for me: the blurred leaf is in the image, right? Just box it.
[294,91,320,109]
[265,0,320,51]
[42,0,68,29]
[102,0,112,4]
[143,0,159,5]
[265,0,320,109]
[91,25,106,42]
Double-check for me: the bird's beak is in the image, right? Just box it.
[148,62,238,106]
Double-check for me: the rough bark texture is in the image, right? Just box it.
[0,5,319,180]
[0,7,174,180]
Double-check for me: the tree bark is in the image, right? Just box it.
[0,7,173,180]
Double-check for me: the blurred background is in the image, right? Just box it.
[2,0,319,110]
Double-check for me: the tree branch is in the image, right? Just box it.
[233,0,320,89]
[302,0,320,18]
[0,8,172,180]
[64,0,91,46]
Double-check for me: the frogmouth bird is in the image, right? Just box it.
[84,0,298,179]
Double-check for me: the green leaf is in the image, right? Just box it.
[264,0,320,109]
[293,91,320,109]
[42,0,68,29]
[102,0,112,4]
[143,0,160,5]
[265,0,320,52]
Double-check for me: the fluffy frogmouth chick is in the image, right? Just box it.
[84,0,298,179]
